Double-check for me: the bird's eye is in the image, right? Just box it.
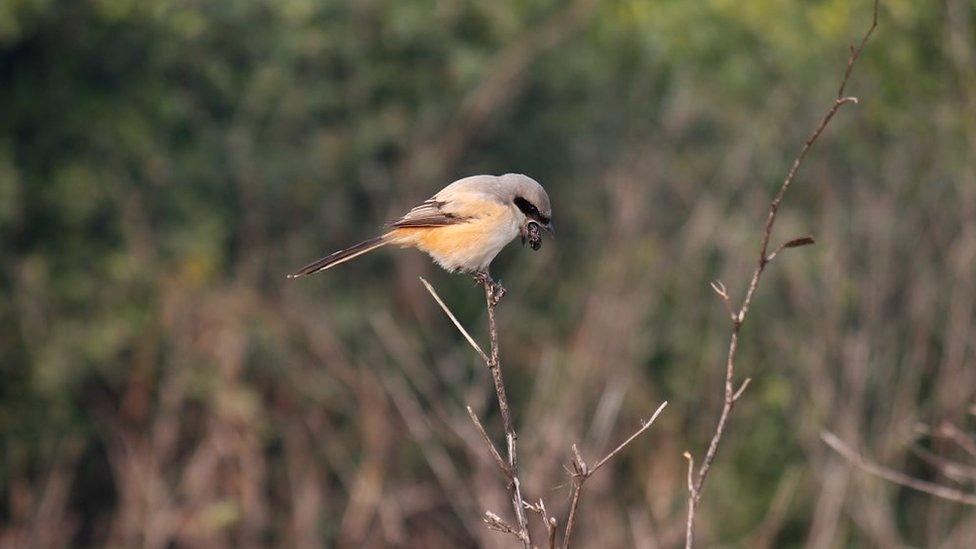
[514,196,538,217]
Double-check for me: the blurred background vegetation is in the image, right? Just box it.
[2,0,975,547]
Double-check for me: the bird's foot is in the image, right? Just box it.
[473,271,506,306]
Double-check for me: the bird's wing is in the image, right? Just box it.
[390,198,471,228]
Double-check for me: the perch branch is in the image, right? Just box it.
[683,2,879,547]
[562,401,668,549]
[821,431,976,506]
[482,281,532,547]
[421,277,531,547]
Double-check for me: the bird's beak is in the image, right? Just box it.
[543,221,555,236]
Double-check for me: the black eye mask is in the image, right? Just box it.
[514,196,548,224]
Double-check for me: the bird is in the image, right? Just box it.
[288,173,553,296]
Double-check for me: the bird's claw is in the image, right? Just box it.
[473,272,506,306]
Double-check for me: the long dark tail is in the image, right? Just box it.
[288,234,391,278]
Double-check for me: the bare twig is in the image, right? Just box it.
[420,277,489,364]
[683,2,879,547]
[563,444,587,549]
[732,378,752,402]
[837,0,880,99]
[484,511,521,537]
[481,282,532,547]
[710,281,735,322]
[765,235,816,263]
[466,406,510,478]
[821,431,976,506]
[525,499,558,549]
[420,277,531,547]
[562,401,669,549]
[591,401,670,475]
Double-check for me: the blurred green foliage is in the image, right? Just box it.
[2,0,975,547]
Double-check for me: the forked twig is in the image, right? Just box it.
[562,401,668,549]
[683,2,880,547]
[525,499,559,549]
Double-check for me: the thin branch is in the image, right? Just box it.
[562,401,668,549]
[683,2,879,547]
[482,282,532,548]
[525,499,558,549]
[466,405,510,479]
[562,445,587,549]
[420,277,489,364]
[710,280,736,322]
[732,378,752,402]
[837,0,879,99]
[591,401,670,474]
[765,235,816,263]
[821,431,976,506]
[484,510,521,537]
[419,277,530,546]
[683,451,696,548]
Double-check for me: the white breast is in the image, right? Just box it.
[466,210,521,271]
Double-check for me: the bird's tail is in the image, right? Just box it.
[288,233,393,278]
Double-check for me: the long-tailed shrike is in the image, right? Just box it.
[288,173,553,293]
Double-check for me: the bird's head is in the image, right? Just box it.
[500,173,553,250]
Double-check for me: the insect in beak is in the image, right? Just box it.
[523,221,544,250]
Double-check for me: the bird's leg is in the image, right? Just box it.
[473,271,506,306]
[472,270,490,287]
